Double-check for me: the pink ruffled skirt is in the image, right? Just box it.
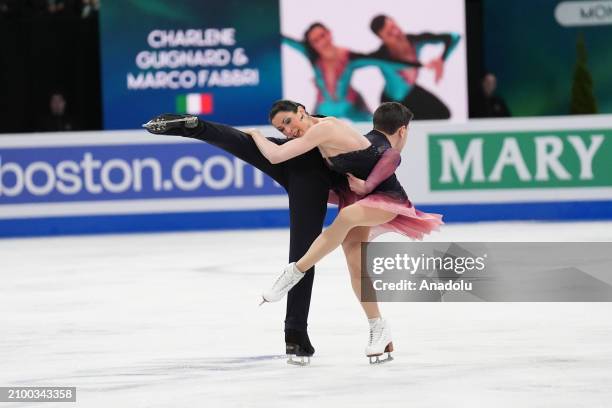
[329,189,443,241]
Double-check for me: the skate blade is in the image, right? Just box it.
[142,117,197,130]
[287,355,311,366]
[368,342,394,365]
[368,353,394,365]
[142,120,158,129]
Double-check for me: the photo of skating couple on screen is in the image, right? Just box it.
[281,13,461,122]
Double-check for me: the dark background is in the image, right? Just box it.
[0,0,484,134]
[0,1,101,133]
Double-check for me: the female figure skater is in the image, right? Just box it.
[283,23,421,121]
[245,100,443,362]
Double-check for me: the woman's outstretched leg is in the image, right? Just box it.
[341,226,380,319]
[261,204,395,304]
[295,204,396,273]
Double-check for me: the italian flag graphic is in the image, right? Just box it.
[176,93,213,115]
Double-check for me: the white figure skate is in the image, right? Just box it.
[260,263,305,304]
[365,318,394,364]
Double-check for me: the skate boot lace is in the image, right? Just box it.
[272,272,285,287]
[272,267,296,291]
[368,322,383,346]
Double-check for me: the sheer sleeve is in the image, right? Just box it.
[409,32,460,61]
[282,36,308,57]
[363,149,401,194]
[327,190,340,205]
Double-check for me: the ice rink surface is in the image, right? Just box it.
[1,221,612,408]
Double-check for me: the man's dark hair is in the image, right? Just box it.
[269,100,307,122]
[373,102,414,134]
[370,15,388,36]
[303,22,328,61]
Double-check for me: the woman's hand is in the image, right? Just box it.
[244,128,264,138]
[347,173,367,195]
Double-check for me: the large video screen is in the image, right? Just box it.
[483,0,612,117]
[281,0,467,122]
[99,0,467,129]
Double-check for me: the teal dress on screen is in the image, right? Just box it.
[283,37,421,122]
[370,32,460,102]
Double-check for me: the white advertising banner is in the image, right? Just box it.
[1,114,611,237]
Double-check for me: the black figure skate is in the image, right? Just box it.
[285,329,314,366]
[142,113,199,134]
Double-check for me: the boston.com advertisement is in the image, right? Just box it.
[1,114,612,237]
[0,131,287,237]
[0,142,280,203]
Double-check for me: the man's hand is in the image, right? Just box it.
[425,58,445,83]
[347,173,367,196]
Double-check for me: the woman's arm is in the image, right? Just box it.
[349,53,422,70]
[282,36,309,58]
[244,127,326,164]
[335,54,421,99]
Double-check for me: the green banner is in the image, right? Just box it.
[429,129,612,190]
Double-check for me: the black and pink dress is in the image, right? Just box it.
[326,130,443,240]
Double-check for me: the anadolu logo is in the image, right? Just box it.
[555,1,612,27]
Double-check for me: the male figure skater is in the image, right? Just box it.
[144,112,341,365]
[369,15,460,120]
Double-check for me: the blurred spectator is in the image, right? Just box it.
[39,92,79,132]
[46,0,65,14]
[45,0,78,16]
[80,0,98,18]
[476,72,511,118]
[24,0,48,16]
[0,0,23,18]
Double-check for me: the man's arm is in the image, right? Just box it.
[410,32,460,83]
[349,51,422,69]
[410,32,460,61]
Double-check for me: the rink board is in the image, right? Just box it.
[1,115,611,237]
